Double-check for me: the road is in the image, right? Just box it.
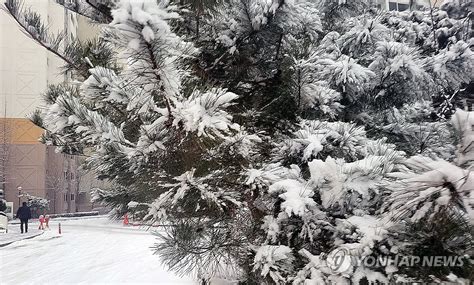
[0,217,193,284]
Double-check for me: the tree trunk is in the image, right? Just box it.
[195,11,200,40]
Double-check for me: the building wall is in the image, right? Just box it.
[0,118,80,215]
[0,0,73,118]
[0,118,46,212]
[0,0,80,213]
[77,15,101,41]
[377,0,443,10]
[45,149,80,214]
[77,166,110,213]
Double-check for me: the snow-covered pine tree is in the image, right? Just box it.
[0,199,6,213]
[26,194,50,213]
[247,119,405,283]
[5,0,474,283]
[57,0,116,23]
[5,0,260,279]
[381,3,474,118]
[0,187,6,213]
[314,0,375,31]
[242,1,474,284]
[186,0,324,129]
[383,108,474,282]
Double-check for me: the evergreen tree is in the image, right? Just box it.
[0,198,6,212]
[4,0,473,283]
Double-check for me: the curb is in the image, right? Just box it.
[0,231,45,248]
[9,215,106,225]
[129,223,162,228]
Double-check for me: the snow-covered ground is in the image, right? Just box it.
[0,217,193,284]
[0,225,43,247]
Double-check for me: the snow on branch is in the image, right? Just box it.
[253,245,295,283]
[451,108,474,166]
[81,66,131,106]
[318,55,375,95]
[386,156,473,223]
[44,91,133,150]
[56,0,114,23]
[171,88,240,139]
[146,169,241,221]
[109,0,197,110]
[269,179,316,217]
[433,41,474,92]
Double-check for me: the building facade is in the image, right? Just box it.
[0,0,85,214]
[376,0,443,11]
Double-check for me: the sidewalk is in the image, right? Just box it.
[0,223,44,247]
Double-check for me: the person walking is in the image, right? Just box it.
[16,202,32,234]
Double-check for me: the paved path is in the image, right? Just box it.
[0,221,43,247]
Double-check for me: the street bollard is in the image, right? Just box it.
[58,222,62,235]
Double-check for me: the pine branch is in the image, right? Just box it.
[144,41,174,120]
[56,0,113,23]
[3,0,80,71]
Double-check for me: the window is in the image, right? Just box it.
[77,193,86,203]
[70,194,75,201]
[389,2,397,10]
[64,194,67,202]
[389,1,411,11]
[398,3,409,11]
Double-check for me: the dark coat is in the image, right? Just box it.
[16,206,32,220]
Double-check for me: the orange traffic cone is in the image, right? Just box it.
[123,213,129,226]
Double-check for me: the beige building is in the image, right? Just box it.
[0,0,75,118]
[376,0,444,11]
[0,118,81,214]
[0,0,98,214]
